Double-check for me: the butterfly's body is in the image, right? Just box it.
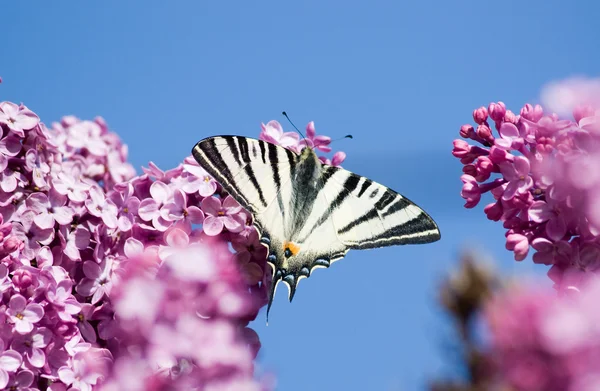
[192,136,440,317]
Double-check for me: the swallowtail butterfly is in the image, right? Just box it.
[192,136,440,317]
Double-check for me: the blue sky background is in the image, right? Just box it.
[2,1,598,390]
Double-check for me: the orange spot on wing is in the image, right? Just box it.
[283,241,300,256]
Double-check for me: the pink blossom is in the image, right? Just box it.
[1,168,26,192]
[26,190,74,229]
[108,183,140,232]
[0,343,22,389]
[86,186,119,229]
[161,188,204,225]
[0,134,22,156]
[531,238,571,265]
[11,215,55,259]
[46,279,82,321]
[495,122,524,150]
[297,121,332,152]
[53,172,89,202]
[318,151,347,167]
[0,102,40,136]
[232,230,267,285]
[6,294,44,334]
[137,181,171,230]
[528,199,568,241]
[76,257,118,304]
[76,304,97,343]
[59,225,91,261]
[5,370,35,390]
[183,163,219,197]
[10,327,52,368]
[498,156,533,200]
[58,352,105,391]
[201,196,244,236]
[259,120,299,149]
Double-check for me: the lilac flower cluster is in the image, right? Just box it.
[452,82,600,291]
[0,98,345,390]
[484,277,600,391]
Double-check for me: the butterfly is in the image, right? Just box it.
[192,136,440,318]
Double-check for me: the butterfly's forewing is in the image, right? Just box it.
[192,136,296,216]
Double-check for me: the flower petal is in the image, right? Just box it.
[203,216,224,236]
[150,181,170,204]
[187,206,205,224]
[27,347,46,368]
[514,156,531,175]
[165,228,190,248]
[0,350,22,371]
[200,196,221,216]
[138,199,159,221]
[22,303,44,323]
[83,261,102,279]
[529,201,553,223]
[546,216,567,242]
[9,295,27,312]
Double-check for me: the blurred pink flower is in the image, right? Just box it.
[485,278,600,391]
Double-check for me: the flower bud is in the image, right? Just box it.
[459,124,475,139]
[473,106,488,125]
[488,101,506,122]
[12,269,34,290]
[521,103,544,122]
[3,236,21,253]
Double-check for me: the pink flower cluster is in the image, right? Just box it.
[99,244,268,391]
[452,86,600,291]
[1,101,346,389]
[485,277,600,391]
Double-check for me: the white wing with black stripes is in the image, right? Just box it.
[192,136,440,318]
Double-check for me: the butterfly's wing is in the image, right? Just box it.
[273,164,440,306]
[192,135,296,215]
[319,165,441,248]
[193,136,314,317]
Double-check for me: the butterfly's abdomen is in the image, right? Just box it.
[287,148,322,234]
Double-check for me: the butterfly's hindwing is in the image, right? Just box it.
[192,136,440,319]
[323,168,441,249]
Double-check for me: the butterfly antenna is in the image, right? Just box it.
[332,134,354,142]
[282,111,307,142]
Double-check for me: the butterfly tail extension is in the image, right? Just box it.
[266,268,281,324]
